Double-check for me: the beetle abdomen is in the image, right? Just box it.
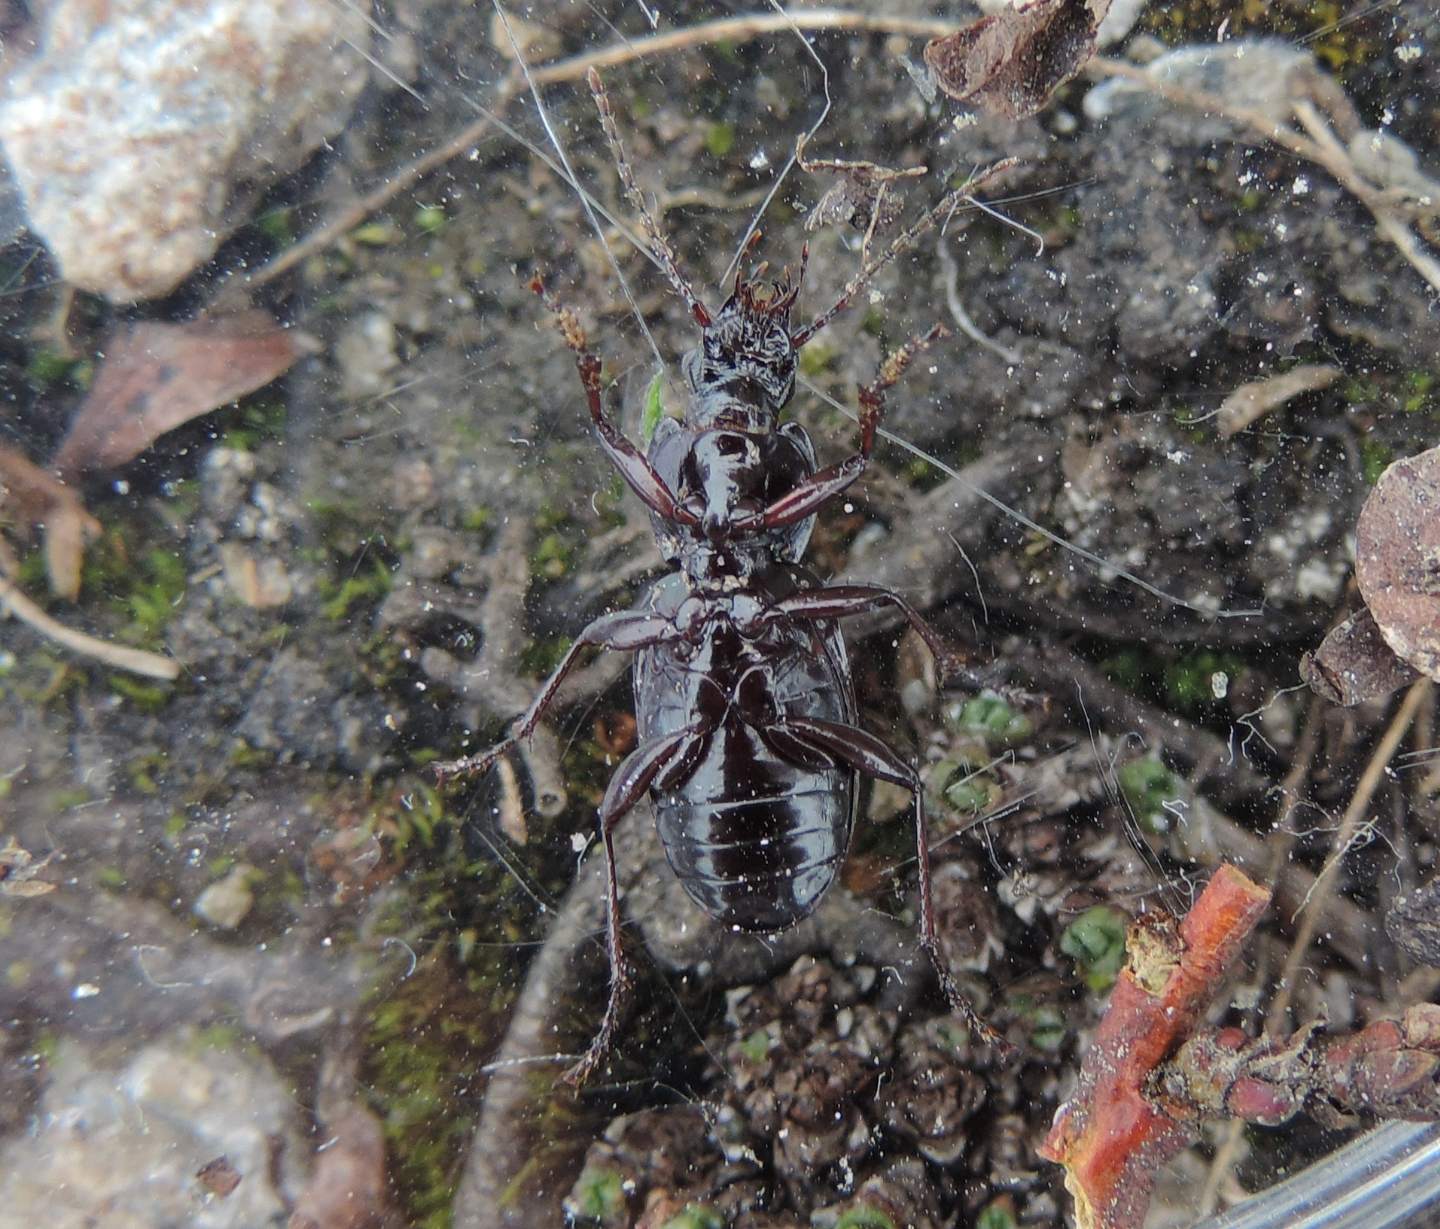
[654,773,853,932]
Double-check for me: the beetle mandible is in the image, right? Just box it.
[437,69,1012,1084]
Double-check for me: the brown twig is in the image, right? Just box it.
[1040,863,1273,1229]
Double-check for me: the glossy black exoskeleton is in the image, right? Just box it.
[437,69,1011,1083]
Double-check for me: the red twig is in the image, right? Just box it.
[1039,864,1272,1229]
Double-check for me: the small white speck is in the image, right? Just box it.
[1210,671,1229,700]
[73,983,100,999]
[1396,43,1422,63]
[1292,176,1309,196]
[570,832,588,853]
[749,150,770,171]
[113,479,130,495]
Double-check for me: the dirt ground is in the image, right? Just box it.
[1,2,1438,1227]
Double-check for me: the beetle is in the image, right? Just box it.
[437,69,1011,1083]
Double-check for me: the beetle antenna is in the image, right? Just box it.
[588,67,713,327]
[791,158,1018,350]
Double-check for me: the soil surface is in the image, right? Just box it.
[1,3,1437,1228]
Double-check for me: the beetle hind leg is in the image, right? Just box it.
[771,715,1015,1060]
[563,725,706,1087]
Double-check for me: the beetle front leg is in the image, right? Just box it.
[737,325,949,532]
[530,278,697,527]
[433,609,677,786]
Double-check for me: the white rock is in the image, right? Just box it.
[0,0,370,302]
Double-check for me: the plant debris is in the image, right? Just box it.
[924,0,1111,120]
[1040,864,1272,1229]
[51,311,313,480]
[1153,1005,1440,1128]
[0,442,99,599]
[1216,364,1342,437]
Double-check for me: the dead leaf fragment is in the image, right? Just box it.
[1356,445,1440,682]
[0,442,99,598]
[52,311,312,480]
[0,836,56,897]
[1217,364,1341,437]
[924,0,1111,121]
[798,132,927,246]
[196,1156,243,1198]
[1301,606,1420,707]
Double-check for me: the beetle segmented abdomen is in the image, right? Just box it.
[655,778,853,932]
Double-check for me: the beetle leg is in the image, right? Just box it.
[564,725,706,1087]
[433,609,678,786]
[768,583,974,682]
[738,325,948,532]
[530,279,698,527]
[771,715,1015,1060]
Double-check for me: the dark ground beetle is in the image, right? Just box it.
[437,69,1010,1083]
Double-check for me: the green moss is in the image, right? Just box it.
[798,340,837,377]
[220,399,288,451]
[126,750,169,794]
[661,1208,724,1229]
[320,559,394,621]
[977,1196,1020,1229]
[1162,648,1243,714]
[1060,905,1129,993]
[107,674,173,712]
[351,221,400,246]
[255,207,295,248]
[414,204,447,235]
[459,506,493,535]
[25,348,87,390]
[52,788,94,811]
[835,1210,895,1229]
[739,1026,775,1062]
[96,866,128,890]
[571,1166,627,1222]
[705,122,737,158]
[1361,438,1392,484]
[519,635,573,679]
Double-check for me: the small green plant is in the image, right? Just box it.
[1061,905,1129,993]
[704,121,735,158]
[1117,756,1184,833]
[570,1165,627,1222]
[947,695,1033,747]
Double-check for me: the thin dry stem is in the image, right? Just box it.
[1270,680,1434,1032]
[0,573,181,680]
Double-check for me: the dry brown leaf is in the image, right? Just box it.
[924,0,1111,121]
[1356,445,1440,682]
[0,836,57,898]
[0,442,99,598]
[1217,364,1342,437]
[52,311,312,479]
